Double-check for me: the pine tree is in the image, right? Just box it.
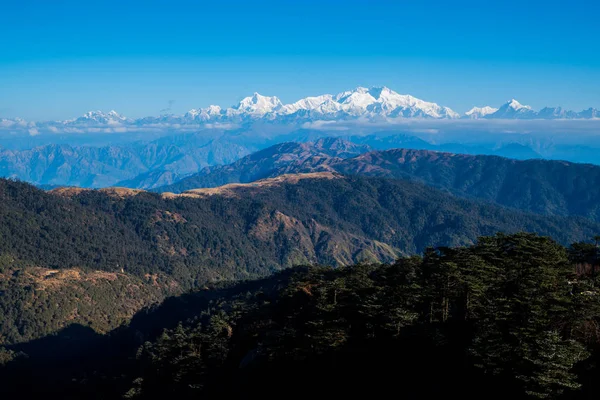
[470,233,589,398]
[520,331,588,399]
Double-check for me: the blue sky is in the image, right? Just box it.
[1,0,599,120]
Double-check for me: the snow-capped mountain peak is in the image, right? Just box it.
[73,110,128,125]
[465,106,499,119]
[334,87,378,110]
[5,87,598,133]
[366,86,391,99]
[506,99,531,110]
[281,94,337,114]
[329,86,459,119]
[205,105,222,114]
[484,99,536,119]
[185,105,223,121]
[234,93,283,115]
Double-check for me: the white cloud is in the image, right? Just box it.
[301,120,349,131]
[0,119,599,141]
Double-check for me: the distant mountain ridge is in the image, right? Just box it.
[0,135,259,188]
[154,138,369,191]
[466,99,599,120]
[158,141,600,223]
[2,130,599,189]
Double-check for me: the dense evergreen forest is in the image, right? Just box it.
[1,233,599,399]
[1,175,600,345]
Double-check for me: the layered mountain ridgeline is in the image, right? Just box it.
[154,138,367,191]
[2,174,600,344]
[0,134,257,188]
[342,133,564,161]
[0,135,366,190]
[3,128,600,191]
[2,234,600,399]
[159,143,600,222]
[333,149,600,221]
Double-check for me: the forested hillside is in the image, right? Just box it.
[2,233,599,399]
[334,148,600,221]
[159,143,600,222]
[1,174,599,344]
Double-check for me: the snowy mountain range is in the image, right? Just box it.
[71,110,130,125]
[2,87,599,132]
[467,99,599,120]
[181,86,461,122]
